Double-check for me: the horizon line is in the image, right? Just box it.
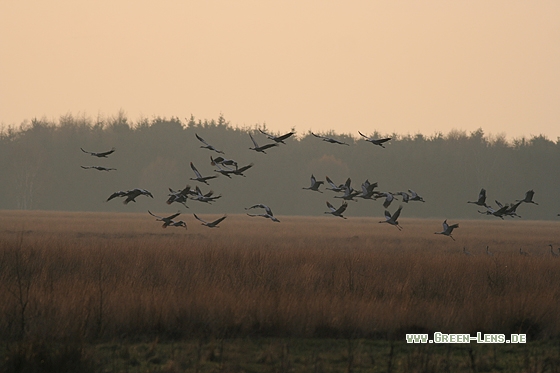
[1,111,558,143]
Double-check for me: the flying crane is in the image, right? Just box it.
[434,220,459,240]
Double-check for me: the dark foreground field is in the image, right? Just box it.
[1,210,560,372]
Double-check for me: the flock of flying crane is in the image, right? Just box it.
[80,129,549,247]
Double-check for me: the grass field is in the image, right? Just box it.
[1,210,560,372]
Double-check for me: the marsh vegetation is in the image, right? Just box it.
[1,210,559,342]
[2,210,560,371]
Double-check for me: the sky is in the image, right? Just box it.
[1,1,559,140]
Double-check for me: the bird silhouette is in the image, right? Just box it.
[249,133,279,153]
[435,220,459,240]
[81,147,115,158]
[311,132,349,145]
[196,133,225,154]
[245,204,280,222]
[395,191,410,203]
[375,191,396,208]
[408,189,425,202]
[325,176,349,193]
[191,186,221,203]
[210,156,238,169]
[166,185,191,207]
[258,129,295,144]
[358,131,391,148]
[478,204,509,219]
[468,188,489,208]
[194,214,227,228]
[81,166,116,171]
[516,190,538,205]
[213,163,235,178]
[107,188,153,204]
[379,206,403,230]
[148,210,186,229]
[232,163,254,177]
[334,185,361,201]
[190,162,218,184]
[325,201,348,219]
[357,180,378,199]
[495,200,522,218]
[303,174,324,193]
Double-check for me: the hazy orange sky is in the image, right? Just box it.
[1,1,559,140]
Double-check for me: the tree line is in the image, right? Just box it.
[1,112,558,220]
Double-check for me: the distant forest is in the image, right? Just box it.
[1,112,559,220]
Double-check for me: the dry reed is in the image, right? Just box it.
[0,210,559,342]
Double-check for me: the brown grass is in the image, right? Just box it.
[1,210,559,343]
